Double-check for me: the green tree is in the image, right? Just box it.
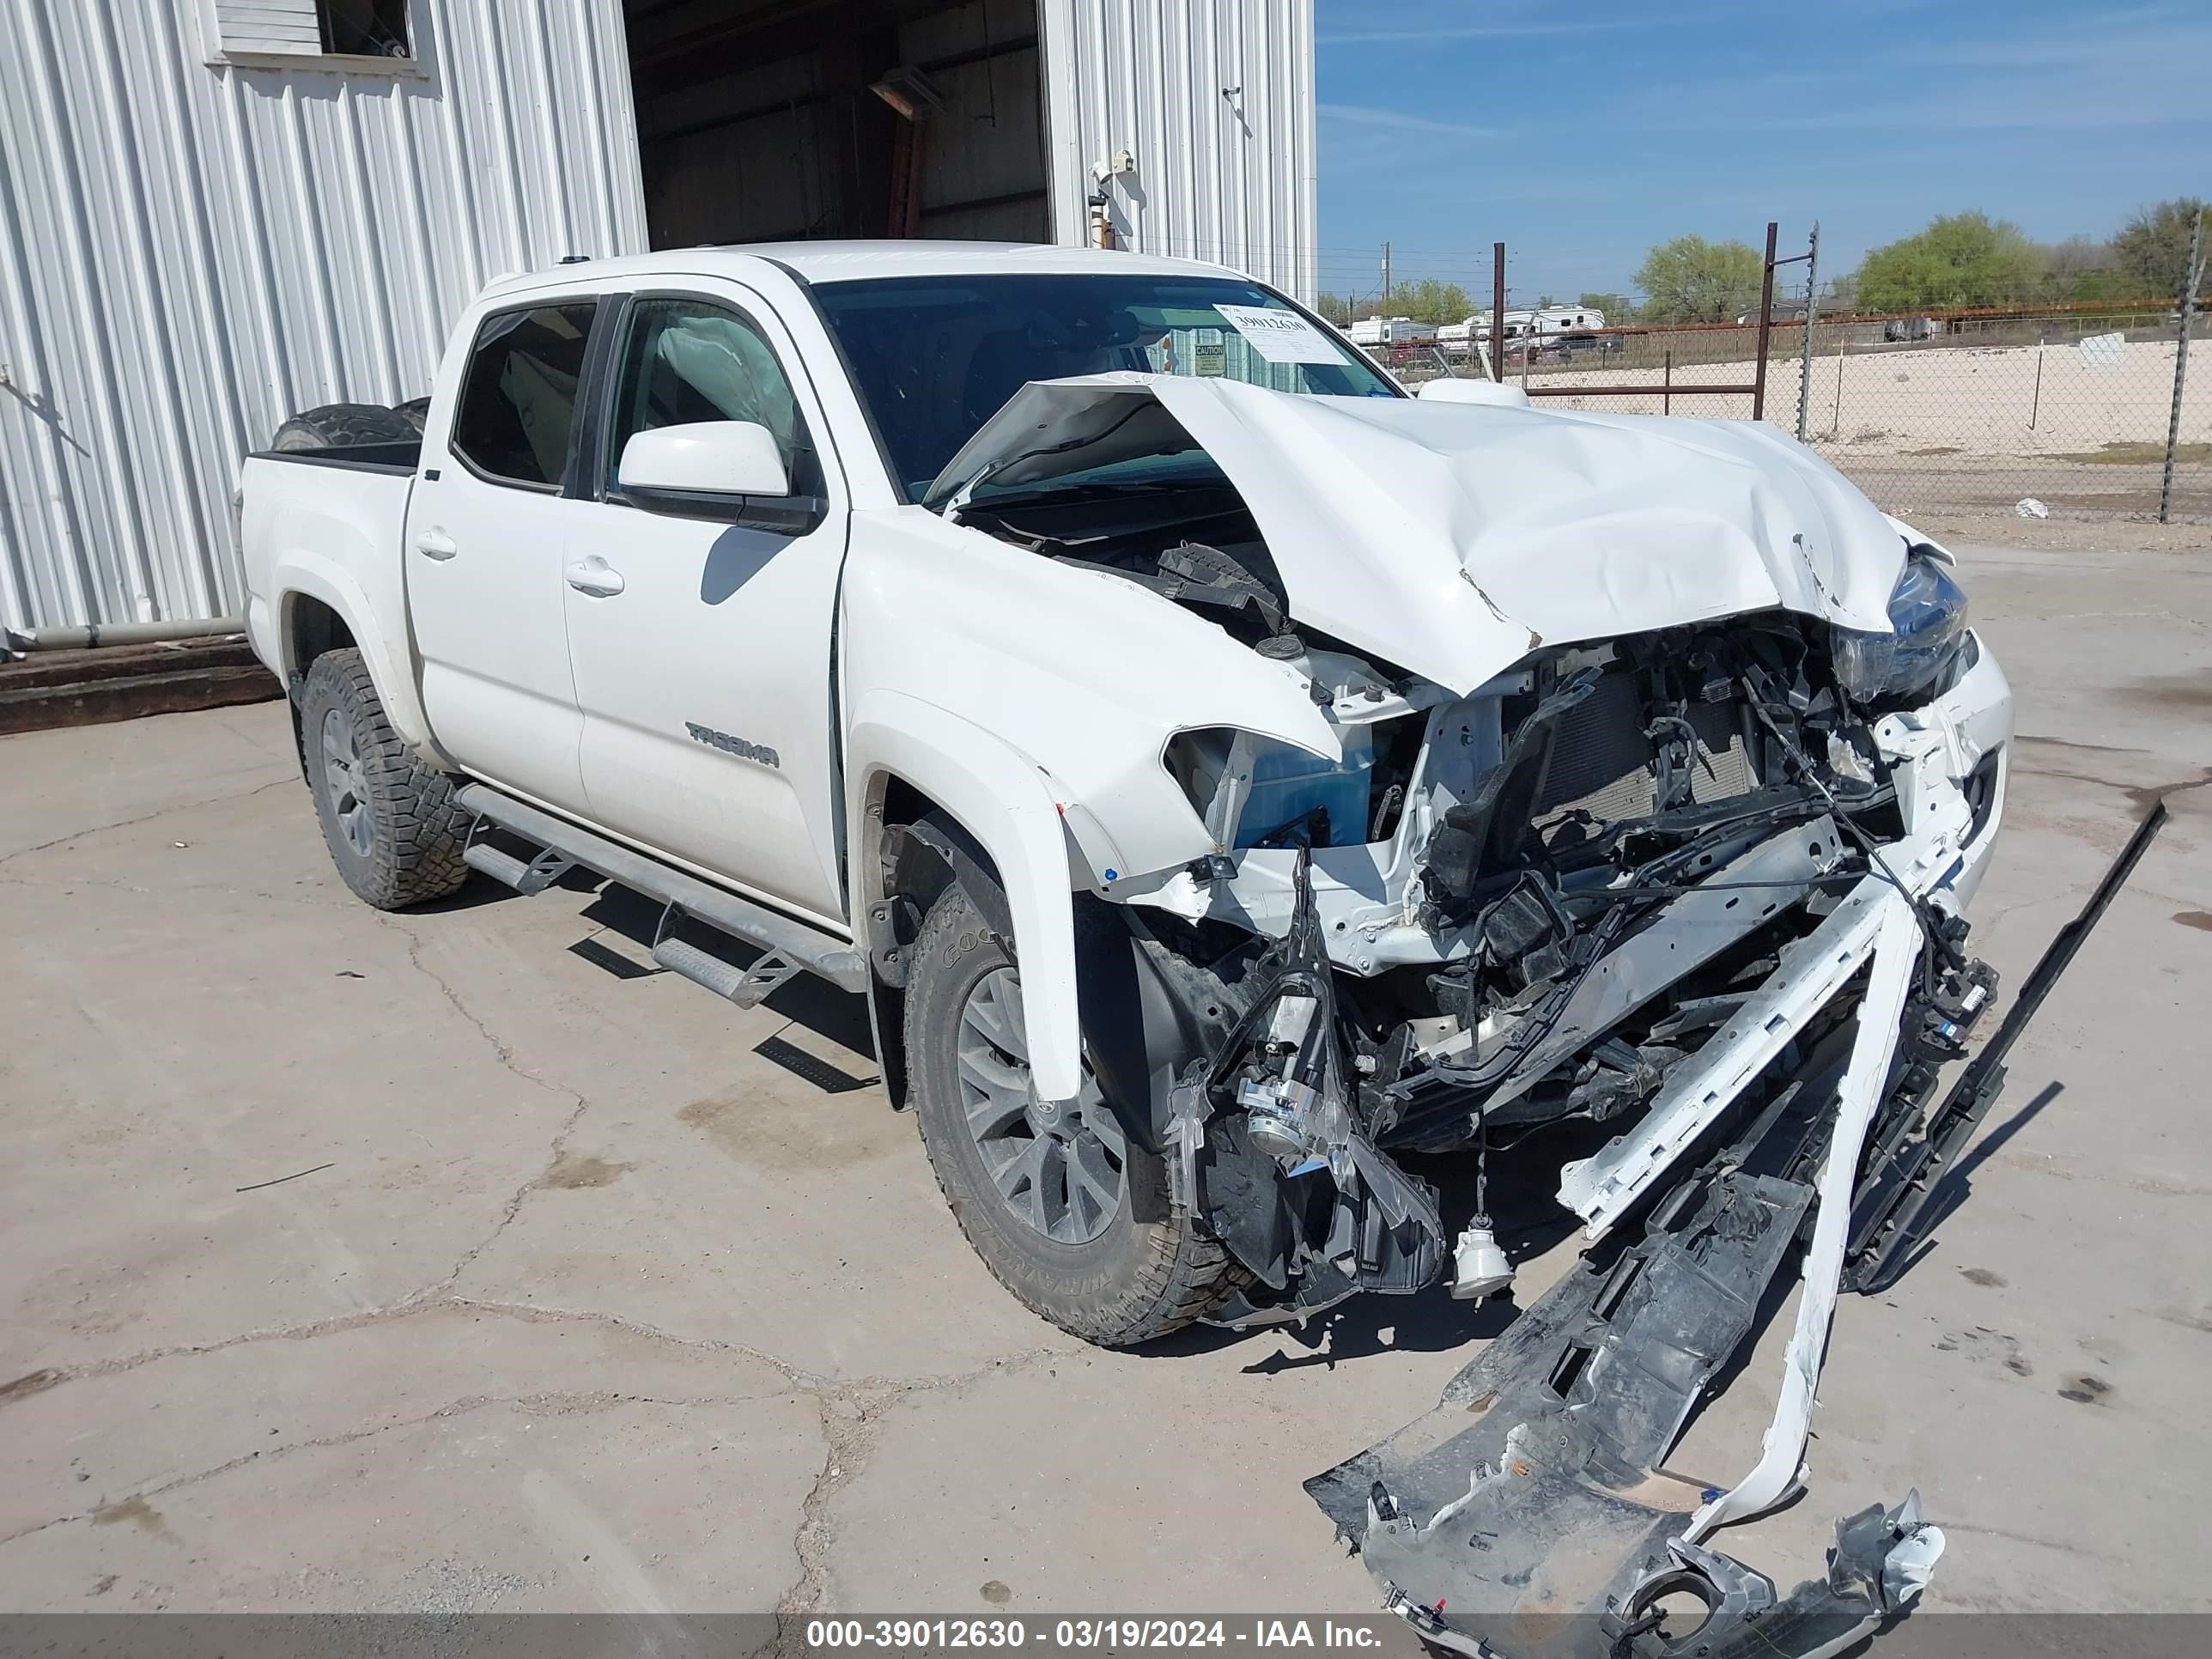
[1632,236,1764,323]
[1578,291,1636,324]
[1392,277,1474,323]
[1854,212,2042,312]
[2111,198,2209,301]
[1315,292,1356,325]
[2035,236,2125,304]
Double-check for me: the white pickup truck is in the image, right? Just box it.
[245,240,2049,1650]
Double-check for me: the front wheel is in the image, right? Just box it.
[298,648,470,909]
[903,878,1243,1346]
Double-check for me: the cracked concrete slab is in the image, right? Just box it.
[819,1341,1428,1613]
[0,1302,799,1543]
[0,708,298,865]
[374,902,1068,1379]
[0,793,598,1376]
[0,540,2206,1618]
[0,1395,823,1613]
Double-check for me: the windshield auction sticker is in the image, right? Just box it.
[1212,304,1346,365]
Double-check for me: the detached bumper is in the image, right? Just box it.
[1305,966,1944,1653]
[1304,646,2021,1658]
[1305,895,1937,1656]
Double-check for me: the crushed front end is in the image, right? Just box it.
[1107,550,2021,1654]
[1121,547,2011,1310]
[932,374,2129,1654]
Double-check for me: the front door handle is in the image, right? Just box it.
[413,529,458,561]
[565,557,626,598]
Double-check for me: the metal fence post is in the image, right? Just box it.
[1831,332,1843,438]
[2160,210,2206,525]
[1492,241,1506,383]
[1796,222,1820,442]
[1751,221,1778,422]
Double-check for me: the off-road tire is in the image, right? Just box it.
[271,403,421,451]
[904,879,1243,1346]
[299,648,470,909]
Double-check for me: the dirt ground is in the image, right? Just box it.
[1,539,2208,1625]
[1522,339,2212,525]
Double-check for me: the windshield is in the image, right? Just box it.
[811,273,1400,500]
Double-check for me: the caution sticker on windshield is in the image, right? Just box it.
[1213,304,1345,366]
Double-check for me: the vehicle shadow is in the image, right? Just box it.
[567,876,878,1060]
[1141,1125,1612,1370]
[1869,1078,2065,1291]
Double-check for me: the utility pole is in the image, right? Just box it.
[1796,222,1820,444]
[1382,242,1391,310]
[2160,209,2205,525]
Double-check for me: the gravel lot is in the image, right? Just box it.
[1,540,2207,1623]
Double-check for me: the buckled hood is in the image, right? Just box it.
[927,374,1911,696]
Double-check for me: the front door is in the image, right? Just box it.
[560,287,850,928]
[406,299,601,811]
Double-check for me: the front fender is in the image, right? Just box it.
[847,690,1083,1105]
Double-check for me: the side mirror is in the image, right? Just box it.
[1417,378,1532,410]
[617,421,792,521]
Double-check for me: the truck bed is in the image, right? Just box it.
[238,444,422,741]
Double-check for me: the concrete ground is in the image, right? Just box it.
[1,540,2206,1621]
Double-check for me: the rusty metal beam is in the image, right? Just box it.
[1752,220,1779,421]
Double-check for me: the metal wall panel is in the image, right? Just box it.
[1038,0,1316,301]
[0,0,647,630]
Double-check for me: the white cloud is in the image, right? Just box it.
[1318,103,1501,140]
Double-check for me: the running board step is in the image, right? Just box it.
[650,938,804,1009]
[462,839,574,896]
[454,783,870,995]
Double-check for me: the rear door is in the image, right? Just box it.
[559,283,851,928]
[406,298,604,811]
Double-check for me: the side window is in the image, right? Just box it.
[605,298,821,497]
[450,302,599,490]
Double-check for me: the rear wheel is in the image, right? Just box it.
[904,878,1242,1346]
[299,648,470,909]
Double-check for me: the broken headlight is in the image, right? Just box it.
[1165,726,1376,848]
[1832,550,1967,703]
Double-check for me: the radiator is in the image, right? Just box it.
[1534,672,1753,824]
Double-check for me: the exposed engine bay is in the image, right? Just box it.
[952,448,2008,1310]
[933,418,2163,1657]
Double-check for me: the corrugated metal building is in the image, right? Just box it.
[0,0,1316,634]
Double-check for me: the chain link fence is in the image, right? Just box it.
[1389,225,2211,526]
[1502,306,2209,524]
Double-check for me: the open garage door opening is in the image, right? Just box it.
[623,0,1051,249]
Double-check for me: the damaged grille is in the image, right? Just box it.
[1535,670,1753,824]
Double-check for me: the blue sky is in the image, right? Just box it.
[1313,0,2212,307]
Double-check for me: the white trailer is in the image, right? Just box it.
[1346,315,1439,349]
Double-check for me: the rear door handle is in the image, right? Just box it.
[565,557,626,598]
[413,530,458,561]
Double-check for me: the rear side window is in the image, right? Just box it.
[449,302,599,489]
